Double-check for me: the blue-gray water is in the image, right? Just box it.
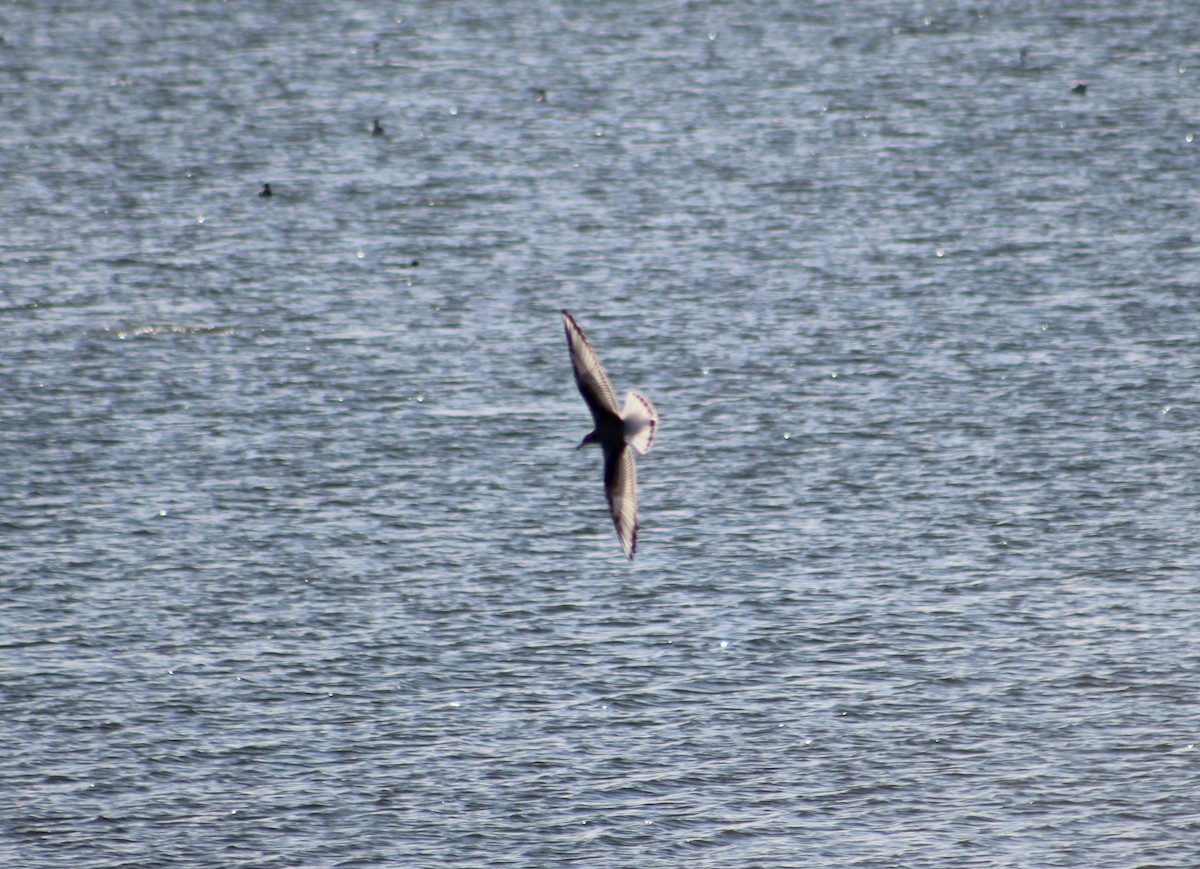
[3,2,1200,866]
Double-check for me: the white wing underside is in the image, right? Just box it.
[562,311,619,417]
[604,445,638,560]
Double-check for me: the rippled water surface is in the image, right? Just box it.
[4,1,1200,866]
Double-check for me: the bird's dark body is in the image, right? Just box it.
[583,410,626,449]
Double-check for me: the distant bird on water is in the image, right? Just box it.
[371,118,385,136]
[561,310,658,560]
[257,183,272,197]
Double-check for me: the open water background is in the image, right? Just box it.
[3,1,1200,866]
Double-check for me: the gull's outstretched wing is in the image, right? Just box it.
[562,310,620,419]
[603,444,639,560]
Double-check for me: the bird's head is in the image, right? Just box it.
[576,431,597,450]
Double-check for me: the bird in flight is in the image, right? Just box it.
[561,310,658,559]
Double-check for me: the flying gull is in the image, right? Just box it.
[561,310,658,559]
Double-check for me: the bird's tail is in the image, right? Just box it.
[622,391,658,455]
